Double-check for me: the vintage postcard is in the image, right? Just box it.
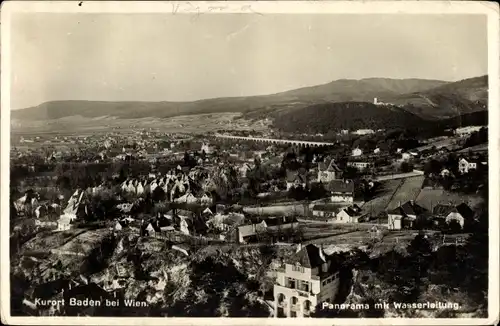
[1,1,499,325]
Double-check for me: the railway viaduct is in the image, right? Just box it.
[213,134,335,147]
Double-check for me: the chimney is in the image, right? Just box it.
[410,200,414,206]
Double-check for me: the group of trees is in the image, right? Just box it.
[286,183,329,201]
[400,161,415,173]
[273,102,429,135]
[463,127,487,148]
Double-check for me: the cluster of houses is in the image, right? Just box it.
[431,156,487,181]
[387,200,475,230]
[13,133,486,247]
[237,215,300,244]
[26,189,89,231]
[311,203,366,224]
[120,167,214,204]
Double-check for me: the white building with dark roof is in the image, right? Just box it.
[326,180,354,203]
[458,157,478,174]
[317,159,342,183]
[273,244,340,317]
[387,201,428,230]
[336,205,366,223]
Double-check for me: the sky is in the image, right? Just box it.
[10,13,488,109]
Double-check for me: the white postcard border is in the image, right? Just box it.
[1,1,499,325]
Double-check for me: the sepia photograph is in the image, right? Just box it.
[1,1,499,325]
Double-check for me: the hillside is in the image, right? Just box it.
[435,110,488,129]
[389,76,488,119]
[272,102,428,133]
[281,78,447,101]
[270,76,488,133]
[12,78,447,121]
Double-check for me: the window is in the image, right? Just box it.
[287,278,296,289]
[300,281,310,292]
[292,265,304,273]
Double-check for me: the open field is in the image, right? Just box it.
[12,112,268,137]
[300,222,362,241]
[386,176,425,210]
[415,188,484,210]
[457,143,488,153]
[361,179,403,217]
[415,138,459,152]
[374,170,424,182]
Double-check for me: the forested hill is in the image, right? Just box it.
[272,102,427,133]
[272,102,488,134]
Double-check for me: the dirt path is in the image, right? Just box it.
[383,179,404,211]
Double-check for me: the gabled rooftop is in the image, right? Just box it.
[286,169,308,183]
[265,216,299,227]
[291,244,325,269]
[433,203,474,220]
[388,201,427,217]
[318,159,341,172]
[326,180,354,193]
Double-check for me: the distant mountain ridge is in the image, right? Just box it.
[12,76,487,128]
[388,75,488,119]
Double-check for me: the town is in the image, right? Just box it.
[6,7,491,321]
[10,122,488,318]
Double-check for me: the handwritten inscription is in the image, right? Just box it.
[171,2,263,21]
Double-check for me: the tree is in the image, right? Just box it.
[151,186,166,203]
[424,159,442,176]
[400,162,413,173]
[406,232,433,281]
[287,185,307,201]
[183,151,191,167]
[308,182,328,200]
[343,166,359,180]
